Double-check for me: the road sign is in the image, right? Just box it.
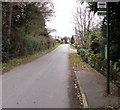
[98,2,107,9]
[98,11,106,16]
[97,2,107,16]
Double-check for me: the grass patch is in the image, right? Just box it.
[2,44,60,70]
[69,53,90,68]
[70,45,76,49]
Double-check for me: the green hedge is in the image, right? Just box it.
[77,47,120,87]
[2,35,56,63]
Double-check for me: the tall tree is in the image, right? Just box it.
[70,36,75,44]
[2,1,55,62]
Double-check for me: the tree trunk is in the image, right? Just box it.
[8,3,13,36]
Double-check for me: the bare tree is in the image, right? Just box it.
[73,1,102,49]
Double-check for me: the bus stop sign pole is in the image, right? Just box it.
[106,2,110,94]
[97,2,110,94]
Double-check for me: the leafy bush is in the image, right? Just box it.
[77,46,120,87]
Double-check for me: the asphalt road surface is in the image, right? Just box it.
[2,44,71,108]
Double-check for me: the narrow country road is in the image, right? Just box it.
[3,44,71,108]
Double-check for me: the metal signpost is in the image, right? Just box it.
[97,2,110,94]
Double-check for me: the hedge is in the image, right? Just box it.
[77,47,120,88]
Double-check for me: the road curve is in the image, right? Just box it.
[2,44,71,108]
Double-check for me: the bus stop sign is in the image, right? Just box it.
[97,2,107,16]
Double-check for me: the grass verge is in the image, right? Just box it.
[70,45,76,49]
[69,53,90,68]
[69,53,84,107]
[1,44,60,71]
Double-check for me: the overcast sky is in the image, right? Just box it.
[46,0,76,38]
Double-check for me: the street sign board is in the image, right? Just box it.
[97,2,107,9]
[98,8,106,11]
[97,2,106,16]
[98,11,106,16]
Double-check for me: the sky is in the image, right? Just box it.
[46,0,76,38]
